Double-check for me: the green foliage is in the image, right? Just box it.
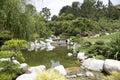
[79,40,109,59]
[1,39,28,61]
[0,61,22,80]
[0,51,15,58]
[0,31,12,39]
[0,39,27,80]
[104,71,120,80]
[1,39,28,51]
[95,40,104,45]
[36,70,68,80]
[106,33,120,60]
[0,0,50,40]
[40,7,51,21]
[83,41,92,47]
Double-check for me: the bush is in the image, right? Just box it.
[36,70,67,80]
[104,71,120,80]
[83,41,92,47]
[107,34,120,60]
[0,39,28,80]
[95,55,105,60]
[95,41,104,45]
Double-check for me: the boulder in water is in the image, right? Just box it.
[67,53,73,57]
[77,52,87,62]
[54,65,67,75]
[16,72,36,80]
[28,65,46,73]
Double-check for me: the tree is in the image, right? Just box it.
[0,39,28,80]
[40,7,51,21]
[80,0,96,18]
[51,15,58,21]
[71,2,81,17]
[59,5,72,16]
[0,0,49,40]
[25,4,36,14]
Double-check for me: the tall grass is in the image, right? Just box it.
[35,69,67,80]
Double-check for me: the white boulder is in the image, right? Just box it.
[54,65,67,75]
[46,42,55,51]
[46,38,53,43]
[103,59,120,74]
[82,58,104,72]
[20,63,28,71]
[66,75,77,78]
[13,60,20,65]
[16,72,36,80]
[0,58,11,61]
[77,52,87,61]
[28,65,46,73]
[40,41,46,46]
[67,53,73,57]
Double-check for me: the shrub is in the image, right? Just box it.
[95,55,105,60]
[95,41,104,45]
[36,70,67,80]
[0,39,28,80]
[104,71,120,80]
[106,34,120,60]
[83,41,92,47]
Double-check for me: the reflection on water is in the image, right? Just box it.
[22,46,79,68]
[50,60,60,68]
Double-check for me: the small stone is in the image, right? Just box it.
[67,53,73,57]
[66,75,77,78]
[77,73,84,77]
[85,71,94,77]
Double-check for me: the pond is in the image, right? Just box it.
[22,46,81,68]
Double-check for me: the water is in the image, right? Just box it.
[22,46,81,68]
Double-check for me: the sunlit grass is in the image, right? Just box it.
[86,32,120,43]
[35,69,68,80]
[104,71,120,80]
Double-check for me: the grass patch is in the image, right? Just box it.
[86,32,120,43]
[104,71,120,80]
[36,69,67,80]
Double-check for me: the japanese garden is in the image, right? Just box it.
[0,0,120,80]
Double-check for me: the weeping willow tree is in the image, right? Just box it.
[0,0,49,40]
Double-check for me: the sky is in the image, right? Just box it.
[30,0,120,16]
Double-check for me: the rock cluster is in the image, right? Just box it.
[81,58,120,74]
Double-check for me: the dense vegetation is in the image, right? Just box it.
[0,0,50,41]
[49,0,120,37]
[0,39,27,80]
[0,0,120,80]
[78,32,120,60]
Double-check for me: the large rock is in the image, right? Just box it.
[16,65,46,80]
[16,72,36,80]
[28,65,46,73]
[82,58,104,72]
[20,63,28,72]
[54,65,67,75]
[77,52,87,62]
[103,59,120,74]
